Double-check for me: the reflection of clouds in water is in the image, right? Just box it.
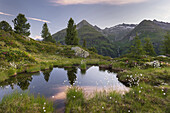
[0,66,130,112]
[50,85,130,101]
[48,66,130,101]
[50,86,67,100]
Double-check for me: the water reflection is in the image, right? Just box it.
[42,69,52,82]
[65,67,77,85]
[0,66,129,112]
[0,73,37,90]
[80,69,86,75]
[0,66,126,91]
[17,76,32,90]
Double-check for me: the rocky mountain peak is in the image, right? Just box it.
[77,20,93,29]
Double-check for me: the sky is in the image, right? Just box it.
[0,0,170,39]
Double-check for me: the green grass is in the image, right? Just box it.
[0,91,53,113]
[26,65,41,73]
[65,87,85,113]
[1,29,170,112]
[65,61,170,113]
[0,72,8,82]
[118,67,170,87]
[66,82,169,113]
[80,62,86,70]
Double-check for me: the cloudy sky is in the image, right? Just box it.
[0,0,170,39]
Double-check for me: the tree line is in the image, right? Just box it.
[129,34,170,57]
[0,13,55,43]
[0,13,169,56]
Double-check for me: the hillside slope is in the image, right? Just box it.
[53,19,170,57]
[119,20,169,55]
[0,30,111,82]
[52,20,118,57]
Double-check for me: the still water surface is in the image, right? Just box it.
[0,66,128,112]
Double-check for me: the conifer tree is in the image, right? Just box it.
[89,47,97,53]
[65,18,79,45]
[143,37,156,56]
[83,39,86,48]
[41,23,55,43]
[12,13,30,36]
[0,21,12,32]
[163,33,170,55]
[130,35,144,57]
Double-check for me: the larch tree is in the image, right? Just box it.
[65,18,79,45]
[83,39,86,48]
[12,13,30,36]
[41,23,55,43]
[0,21,12,32]
[143,37,156,56]
[130,35,145,57]
[163,33,170,55]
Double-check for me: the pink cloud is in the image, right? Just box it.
[0,12,14,16]
[0,11,50,23]
[51,0,148,5]
[27,17,51,23]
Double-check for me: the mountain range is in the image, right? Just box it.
[52,19,170,57]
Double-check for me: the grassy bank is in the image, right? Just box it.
[66,63,170,112]
[0,30,111,82]
[0,91,53,113]
[0,55,111,82]
[66,81,169,113]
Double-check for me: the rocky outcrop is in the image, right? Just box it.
[145,60,160,68]
[71,47,89,58]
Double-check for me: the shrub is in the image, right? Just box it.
[8,68,16,76]
[0,48,36,62]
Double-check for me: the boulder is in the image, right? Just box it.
[157,55,167,58]
[71,47,89,58]
[145,60,160,68]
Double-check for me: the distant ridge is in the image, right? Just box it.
[52,19,170,57]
